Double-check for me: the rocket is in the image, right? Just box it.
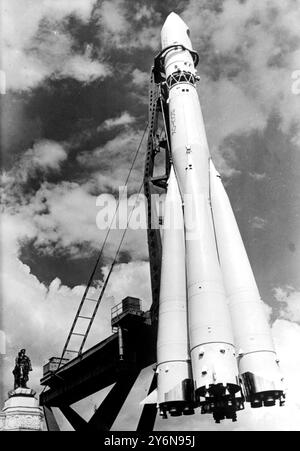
[145,12,285,423]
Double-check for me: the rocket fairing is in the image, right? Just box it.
[151,12,284,423]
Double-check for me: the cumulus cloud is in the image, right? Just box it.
[2,0,110,91]
[77,128,146,191]
[24,140,67,171]
[1,129,149,261]
[249,172,266,181]
[59,47,110,83]
[183,0,300,148]
[19,140,67,175]
[97,111,136,131]
[250,215,267,230]
[200,76,267,149]
[1,178,148,261]
[0,208,151,399]
[0,140,68,210]
[94,0,160,50]
[131,68,149,89]
[0,124,152,293]
[0,140,68,206]
[274,286,300,323]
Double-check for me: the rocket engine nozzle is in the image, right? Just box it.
[159,402,195,419]
[197,382,244,423]
[242,371,285,407]
[158,379,195,419]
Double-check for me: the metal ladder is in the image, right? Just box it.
[59,262,115,365]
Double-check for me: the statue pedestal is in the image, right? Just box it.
[0,388,44,431]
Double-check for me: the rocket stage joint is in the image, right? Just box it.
[153,44,199,84]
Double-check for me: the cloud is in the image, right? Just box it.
[2,0,110,91]
[97,111,136,131]
[1,176,148,261]
[200,76,267,149]
[94,0,160,50]
[97,0,128,35]
[0,212,82,388]
[1,129,149,262]
[105,262,151,312]
[0,140,67,202]
[59,47,110,83]
[26,140,67,170]
[0,140,68,210]
[271,319,300,416]
[183,0,300,148]
[250,215,267,230]
[0,207,151,399]
[18,140,67,174]
[274,286,300,323]
[77,128,146,191]
[131,69,149,89]
[249,172,266,181]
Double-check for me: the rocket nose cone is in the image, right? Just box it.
[163,12,185,28]
[161,12,193,50]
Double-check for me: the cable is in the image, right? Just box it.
[78,179,145,353]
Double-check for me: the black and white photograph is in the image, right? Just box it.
[0,0,300,435]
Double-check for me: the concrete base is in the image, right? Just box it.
[0,388,44,431]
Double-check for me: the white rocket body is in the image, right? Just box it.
[156,168,194,417]
[161,14,205,195]
[184,152,240,398]
[209,161,284,406]
[161,14,242,422]
[152,12,284,422]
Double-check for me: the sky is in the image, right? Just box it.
[1,0,300,431]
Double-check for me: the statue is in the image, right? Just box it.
[12,349,32,390]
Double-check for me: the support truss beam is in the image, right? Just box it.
[60,405,88,431]
[43,406,60,431]
[88,370,141,431]
[136,372,157,432]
